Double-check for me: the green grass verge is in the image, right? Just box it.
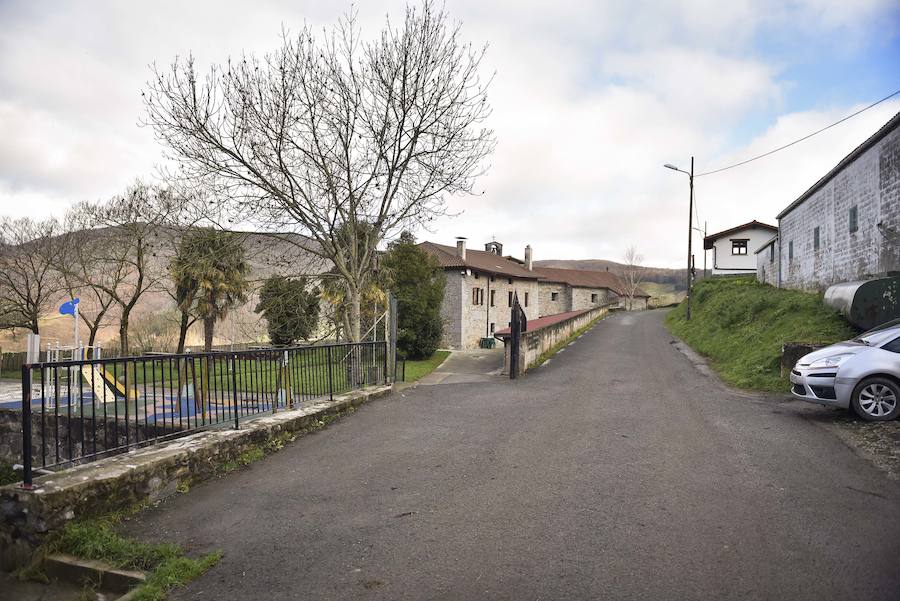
[665,276,856,391]
[45,515,220,601]
[402,350,450,382]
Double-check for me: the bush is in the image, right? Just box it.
[255,276,320,346]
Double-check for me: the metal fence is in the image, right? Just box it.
[19,341,388,487]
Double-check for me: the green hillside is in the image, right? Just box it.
[665,277,856,391]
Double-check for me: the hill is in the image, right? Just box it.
[534,259,688,291]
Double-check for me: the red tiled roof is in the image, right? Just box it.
[703,220,777,250]
[494,309,591,338]
[419,241,538,279]
[533,266,650,297]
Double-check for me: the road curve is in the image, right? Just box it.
[126,309,900,601]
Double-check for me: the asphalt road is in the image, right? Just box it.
[126,309,900,601]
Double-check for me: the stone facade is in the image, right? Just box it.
[776,114,900,291]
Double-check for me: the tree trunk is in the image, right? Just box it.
[119,312,130,355]
[203,316,215,352]
[348,287,362,343]
[177,310,190,354]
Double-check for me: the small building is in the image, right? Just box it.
[754,234,779,286]
[703,220,778,276]
[533,266,649,314]
[774,110,900,291]
[419,239,540,350]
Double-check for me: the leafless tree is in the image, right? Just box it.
[0,217,67,334]
[81,182,180,354]
[143,1,495,341]
[621,246,647,311]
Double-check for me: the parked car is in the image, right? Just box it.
[790,318,900,421]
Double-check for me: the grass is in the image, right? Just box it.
[665,276,857,391]
[44,515,221,601]
[401,350,449,382]
[0,460,19,486]
[642,282,685,308]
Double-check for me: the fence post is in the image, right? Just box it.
[231,354,239,430]
[327,346,334,401]
[21,364,34,490]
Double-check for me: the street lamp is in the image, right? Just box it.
[664,157,694,320]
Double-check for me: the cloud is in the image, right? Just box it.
[0,0,898,267]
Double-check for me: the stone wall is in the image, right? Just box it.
[779,123,900,291]
[0,409,182,470]
[538,282,571,316]
[756,240,779,286]
[439,271,464,349]
[0,385,392,570]
[503,305,609,375]
[459,271,539,349]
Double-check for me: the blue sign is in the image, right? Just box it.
[59,298,80,316]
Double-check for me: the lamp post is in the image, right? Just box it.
[664,157,694,320]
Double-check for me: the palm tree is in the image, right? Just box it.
[170,229,250,352]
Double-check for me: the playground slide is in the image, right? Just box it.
[80,365,126,402]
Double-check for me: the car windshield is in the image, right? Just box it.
[853,318,900,344]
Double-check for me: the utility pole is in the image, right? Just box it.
[686,157,694,320]
[703,221,707,279]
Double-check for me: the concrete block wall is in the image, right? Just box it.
[779,125,900,291]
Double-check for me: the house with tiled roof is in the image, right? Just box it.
[533,266,649,314]
[418,239,540,349]
[419,239,649,349]
[703,220,778,276]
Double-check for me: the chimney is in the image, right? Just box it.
[455,237,467,260]
[524,245,533,271]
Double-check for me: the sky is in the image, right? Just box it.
[0,0,898,268]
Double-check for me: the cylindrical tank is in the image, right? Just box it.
[824,276,900,330]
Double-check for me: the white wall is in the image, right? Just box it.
[710,226,775,275]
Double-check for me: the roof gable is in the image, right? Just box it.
[703,220,777,250]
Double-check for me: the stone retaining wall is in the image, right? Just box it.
[503,306,609,375]
[0,385,392,570]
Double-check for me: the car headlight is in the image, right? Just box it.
[808,354,853,368]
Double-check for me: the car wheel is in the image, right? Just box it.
[851,377,900,421]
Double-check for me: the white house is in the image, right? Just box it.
[703,221,778,276]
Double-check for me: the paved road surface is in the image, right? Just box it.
[126,310,900,601]
[416,348,503,385]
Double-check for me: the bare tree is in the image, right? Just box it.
[143,1,495,341]
[0,217,67,334]
[83,182,179,354]
[620,246,647,311]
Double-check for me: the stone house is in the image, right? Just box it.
[533,266,649,314]
[755,234,779,286]
[419,239,540,350]
[771,110,900,291]
[703,220,778,276]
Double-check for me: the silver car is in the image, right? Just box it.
[790,318,900,421]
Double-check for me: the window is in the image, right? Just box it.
[849,206,858,233]
[489,322,496,334]
[813,227,820,251]
[591,293,598,303]
[788,241,794,261]
[731,239,748,255]
[551,292,559,301]
[472,288,484,305]
[883,337,900,353]
[769,244,775,264]
[524,292,529,307]
[490,289,495,307]
[508,291,513,307]
[507,278,512,285]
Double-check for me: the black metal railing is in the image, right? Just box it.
[19,341,388,487]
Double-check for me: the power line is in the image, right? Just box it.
[695,88,900,178]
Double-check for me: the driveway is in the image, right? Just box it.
[125,309,900,601]
[416,348,504,385]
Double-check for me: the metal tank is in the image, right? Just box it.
[824,275,900,330]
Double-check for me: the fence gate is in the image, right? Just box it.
[509,294,527,379]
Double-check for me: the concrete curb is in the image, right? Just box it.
[0,385,393,570]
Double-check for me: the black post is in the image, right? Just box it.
[21,365,33,489]
[231,354,240,430]
[327,346,334,401]
[686,156,694,321]
[382,341,387,385]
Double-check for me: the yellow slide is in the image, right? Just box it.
[80,365,127,403]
